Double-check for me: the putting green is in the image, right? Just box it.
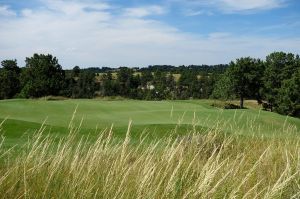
[0,99,299,143]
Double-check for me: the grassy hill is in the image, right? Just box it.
[0,99,299,145]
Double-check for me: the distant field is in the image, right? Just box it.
[0,99,299,146]
[96,72,197,82]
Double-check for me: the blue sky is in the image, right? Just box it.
[0,0,300,68]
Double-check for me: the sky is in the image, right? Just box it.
[0,0,300,68]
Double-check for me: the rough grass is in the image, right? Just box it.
[0,99,300,198]
[0,115,300,198]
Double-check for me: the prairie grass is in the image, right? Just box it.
[0,117,299,198]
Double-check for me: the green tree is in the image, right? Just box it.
[178,70,199,99]
[153,70,167,100]
[140,70,153,87]
[21,54,65,98]
[262,52,298,111]
[199,74,215,99]
[77,71,96,98]
[211,74,235,100]
[102,71,116,96]
[213,57,263,108]
[72,66,80,77]
[0,59,21,99]
[230,57,264,108]
[276,68,300,116]
[117,67,136,97]
[1,59,20,73]
[166,73,176,99]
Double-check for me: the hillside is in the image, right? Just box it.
[0,99,299,146]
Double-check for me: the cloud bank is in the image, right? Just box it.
[176,0,287,14]
[0,0,299,68]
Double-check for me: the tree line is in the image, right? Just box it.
[0,52,299,116]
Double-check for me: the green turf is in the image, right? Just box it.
[0,99,299,145]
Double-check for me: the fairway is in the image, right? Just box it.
[0,99,299,142]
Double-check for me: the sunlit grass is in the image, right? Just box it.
[0,114,299,198]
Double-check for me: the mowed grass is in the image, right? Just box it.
[0,99,300,142]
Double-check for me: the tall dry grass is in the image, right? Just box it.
[0,117,299,198]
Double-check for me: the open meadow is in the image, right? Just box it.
[0,99,300,198]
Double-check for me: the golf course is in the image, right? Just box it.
[1,99,299,142]
[1,0,300,196]
[1,99,300,198]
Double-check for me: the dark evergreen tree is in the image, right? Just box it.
[166,73,176,99]
[227,57,263,108]
[102,71,115,96]
[72,66,81,77]
[153,70,167,100]
[116,67,140,98]
[262,52,299,111]
[76,71,96,98]
[177,70,199,99]
[140,70,153,87]
[199,75,215,99]
[276,68,300,116]
[0,60,21,99]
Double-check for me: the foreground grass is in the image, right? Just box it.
[0,118,299,198]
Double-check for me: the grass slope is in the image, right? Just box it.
[0,99,299,140]
[0,123,300,198]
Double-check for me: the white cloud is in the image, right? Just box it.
[218,0,286,12]
[0,5,16,17]
[185,9,214,16]
[0,0,299,68]
[44,0,110,15]
[171,0,286,13]
[124,5,167,18]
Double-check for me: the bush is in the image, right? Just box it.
[40,96,68,101]
[211,101,242,109]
